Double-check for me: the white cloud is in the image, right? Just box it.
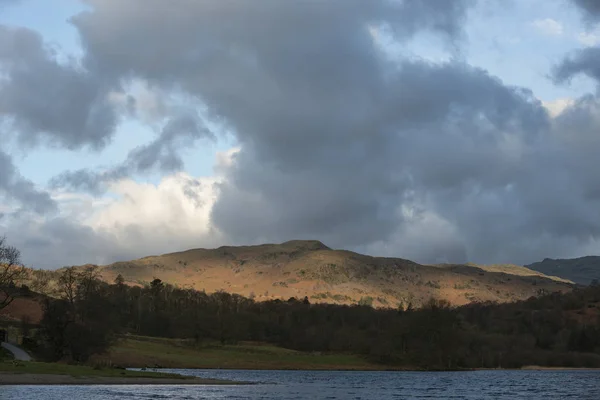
[577,31,600,47]
[542,98,575,118]
[85,173,222,254]
[2,149,237,268]
[77,147,245,260]
[531,18,564,36]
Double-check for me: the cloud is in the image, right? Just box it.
[0,25,118,151]
[50,111,215,193]
[531,18,564,36]
[19,0,584,266]
[65,0,476,251]
[542,98,576,117]
[1,217,119,268]
[207,60,550,259]
[1,172,222,268]
[73,1,536,261]
[553,47,600,84]
[572,1,600,46]
[363,207,468,264]
[577,31,600,46]
[6,0,600,270]
[86,173,219,242]
[0,150,56,214]
[0,24,120,220]
[558,3,600,82]
[572,0,600,23]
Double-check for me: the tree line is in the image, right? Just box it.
[26,265,600,369]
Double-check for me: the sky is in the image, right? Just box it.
[2,0,600,269]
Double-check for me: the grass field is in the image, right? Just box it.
[98,335,388,370]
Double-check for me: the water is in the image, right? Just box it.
[1,369,600,399]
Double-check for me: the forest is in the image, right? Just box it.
[16,265,600,370]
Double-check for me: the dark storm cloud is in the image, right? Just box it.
[50,112,214,193]
[549,1,600,258]
[70,0,476,253]
[2,0,599,267]
[550,0,600,258]
[62,0,600,265]
[572,0,600,22]
[554,47,600,84]
[210,61,550,255]
[0,216,124,268]
[0,25,117,151]
[73,0,473,80]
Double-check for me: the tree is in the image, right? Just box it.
[0,236,25,310]
[150,278,164,292]
[114,274,125,286]
[77,266,101,302]
[58,267,79,306]
[39,267,116,362]
[38,299,73,361]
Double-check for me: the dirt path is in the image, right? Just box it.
[1,342,32,361]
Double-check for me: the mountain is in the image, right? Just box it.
[525,256,600,285]
[72,240,572,308]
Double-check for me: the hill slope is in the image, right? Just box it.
[80,240,572,308]
[525,256,600,285]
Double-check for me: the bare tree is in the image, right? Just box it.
[58,267,79,306]
[30,270,51,294]
[0,236,25,310]
[77,265,101,302]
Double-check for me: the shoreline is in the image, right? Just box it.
[2,366,599,385]
[519,365,600,371]
[135,365,600,372]
[0,372,248,385]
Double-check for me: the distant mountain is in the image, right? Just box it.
[59,240,573,308]
[525,256,600,285]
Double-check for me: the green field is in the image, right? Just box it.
[99,335,389,370]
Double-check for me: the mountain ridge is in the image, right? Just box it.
[525,256,600,285]
[66,240,573,308]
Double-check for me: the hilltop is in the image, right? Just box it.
[525,256,600,285]
[54,240,572,308]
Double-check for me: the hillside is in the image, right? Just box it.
[62,240,572,308]
[525,256,600,285]
[0,294,44,324]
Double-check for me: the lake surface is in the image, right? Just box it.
[2,369,600,399]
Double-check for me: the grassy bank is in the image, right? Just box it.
[96,335,390,370]
[0,359,247,385]
[0,360,191,379]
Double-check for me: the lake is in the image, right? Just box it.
[1,369,600,399]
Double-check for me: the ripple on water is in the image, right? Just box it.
[1,370,600,400]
